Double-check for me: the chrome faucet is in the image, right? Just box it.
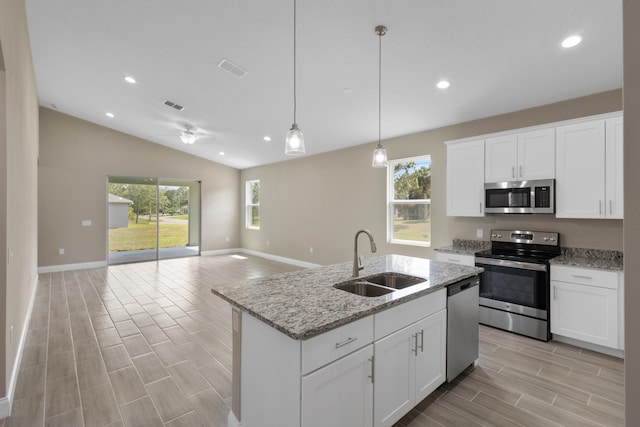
[353,229,377,277]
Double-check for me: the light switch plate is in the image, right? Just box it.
[476,228,483,238]
[82,220,92,227]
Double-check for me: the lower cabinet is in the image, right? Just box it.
[373,310,446,427]
[302,345,373,427]
[550,266,622,350]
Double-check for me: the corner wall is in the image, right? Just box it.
[240,90,623,266]
[38,108,241,268]
[0,0,40,409]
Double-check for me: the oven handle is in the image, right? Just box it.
[475,257,548,272]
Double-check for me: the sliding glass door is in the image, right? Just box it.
[107,176,200,264]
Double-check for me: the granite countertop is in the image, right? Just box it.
[434,239,491,256]
[549,248,623,271]
[210,254,483,340]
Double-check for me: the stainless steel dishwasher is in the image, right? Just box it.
[446,276,480,382]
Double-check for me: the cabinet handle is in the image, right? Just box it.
[519,165,523,178]
[418,329,424,353]
[599,200,603,216]
[335,337,357,348]
[609,200,613,215]
[368,356,374,383]
[448,258,460,263]
[479,203,482,214]
[512,166,515,178]
[571,275,593,280]
[553,285,556,300]
[412,333,418,356]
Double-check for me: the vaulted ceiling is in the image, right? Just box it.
[26,0,622,169]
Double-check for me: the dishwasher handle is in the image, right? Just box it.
[447,277,479,297]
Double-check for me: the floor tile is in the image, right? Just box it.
[80,382,122,427]
[96,327,123,349]
[165,411,205,427]
[168,361,210,397]
[188,388,229,427]
[77,356,110,391]
[146,377,193,422]
[151,340,186,367]
[45,375,81,417]
[120,396,164,427]
[109,366,147,405]
[122,334,152,358]
[132,353,170,384]
[102,344,133,372]
[45,407,84,427]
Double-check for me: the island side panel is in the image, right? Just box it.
[240,311,301,427]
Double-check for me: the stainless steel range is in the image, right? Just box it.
[474,229,560,341]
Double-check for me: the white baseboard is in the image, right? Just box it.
[201,248,321,269]
[37,260,108,274]
[1,273,40,417]
[552,334,625,359]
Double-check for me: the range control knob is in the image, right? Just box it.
[543,236,549,241]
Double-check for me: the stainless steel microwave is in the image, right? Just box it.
[484,179,555,214]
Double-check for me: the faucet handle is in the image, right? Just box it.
[358,256,363,270]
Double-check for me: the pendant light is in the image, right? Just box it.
[372,25,388,168]
[285,0,305,155]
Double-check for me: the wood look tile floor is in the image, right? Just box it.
[1,254,624,427]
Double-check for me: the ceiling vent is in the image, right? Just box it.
[163,100,185,111]
[218,59,248,78]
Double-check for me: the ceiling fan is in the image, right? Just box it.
[152,123,216,145]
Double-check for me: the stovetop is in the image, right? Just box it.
[475,229,561,264]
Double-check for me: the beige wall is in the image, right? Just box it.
[38,108,240,267]
[0,0,40,400]
[240,90,623,266]
[624,1,640,425]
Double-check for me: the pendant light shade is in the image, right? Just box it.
[285,0,305,155]
[372,25,388,168]
[180,130,196,145]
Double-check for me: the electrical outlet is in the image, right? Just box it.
[225,236,230,242]
[266,240,270,246]
[58,248,65,255]
[309,246,314,253]
[81,220,92,227]
[476,228,484,239]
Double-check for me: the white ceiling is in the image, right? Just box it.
[25,0,622,169]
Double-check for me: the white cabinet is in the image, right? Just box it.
[485,128,555,183]
[302,345,373,427]
[446,139,485,217]
[373,290,447,427]
[555,117,623,219]
[550,265,622,350]
[605,116,624,219]
[435,252,475,267]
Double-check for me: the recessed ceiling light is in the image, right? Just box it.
[106,112,115,118]
[124,76,136,84]
[263,136,271,142]
[436,80,450,89]
[561,35,582,48]
[219,151,225,156]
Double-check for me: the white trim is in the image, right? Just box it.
[2,274,40,418]
[37,260,108,274]
[552,334,624,359]
[202,248,321,269]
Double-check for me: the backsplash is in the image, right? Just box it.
[561,247,624,262]
[451,239,491,251]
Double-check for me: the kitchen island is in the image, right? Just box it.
[210,254,482,427]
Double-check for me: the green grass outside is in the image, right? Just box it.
[393,219,430,242]
[109,220,188,251]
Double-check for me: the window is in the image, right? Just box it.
[246,179,260,229]
[388,156,431,246]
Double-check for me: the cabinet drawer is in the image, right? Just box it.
[302,315,373,374]
[375,289,446,341]
[551,265,619,289]
[435,252,475,266]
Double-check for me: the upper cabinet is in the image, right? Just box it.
[485,128,555,183]
[555,116,623,219]
[446,140,485,217]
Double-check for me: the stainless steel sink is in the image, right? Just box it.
[333,273,426,297]
[364,273,425,289]
[334,281,395,297]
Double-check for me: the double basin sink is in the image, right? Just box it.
[334,273,427,297]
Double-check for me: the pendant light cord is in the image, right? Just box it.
[378,29,382,145]
[293,0,297,125]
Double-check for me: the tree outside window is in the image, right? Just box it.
[246,180,260,229]
[388,156,431,246]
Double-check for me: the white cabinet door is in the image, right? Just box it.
[414,310,446,402]
[446,140,485,217]
[485,134,517,183]
[551,281,618,349]
[555,120,606,218]
[517,128,555,180]
[373,310,447,427]
[373,324,415,427]
[302,344,373,427]
[605,116,624,219]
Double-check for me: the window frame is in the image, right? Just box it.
[387,155,432,247]
[245,179,260,230]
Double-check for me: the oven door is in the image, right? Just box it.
[475,257,549,319]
